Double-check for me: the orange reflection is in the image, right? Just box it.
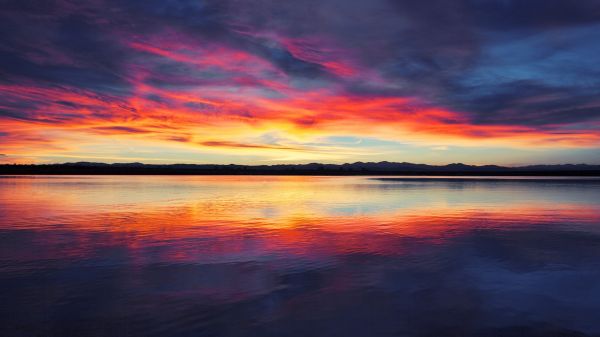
[2,176,599,263]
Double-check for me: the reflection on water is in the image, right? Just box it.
[1,176,600,336]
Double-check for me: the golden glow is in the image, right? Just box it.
[2,176,599,259]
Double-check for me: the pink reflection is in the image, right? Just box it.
[2,176,600,266]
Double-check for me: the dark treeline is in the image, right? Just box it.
[1,161,600,176]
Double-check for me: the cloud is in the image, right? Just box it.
[89,126,153,134]
[1,0,599,162]
[200,140,305,151]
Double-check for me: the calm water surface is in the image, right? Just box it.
[1,175,600,337]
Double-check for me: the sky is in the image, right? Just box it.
[1,0,600,165]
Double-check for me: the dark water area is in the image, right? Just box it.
[1,176,600,337]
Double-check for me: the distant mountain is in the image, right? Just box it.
[1,161,600,175]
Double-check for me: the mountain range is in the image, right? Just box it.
[1,161,600,175]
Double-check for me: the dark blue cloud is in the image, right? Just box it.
[471,0,600,30]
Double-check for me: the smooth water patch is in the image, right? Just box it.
[1,176,600,336]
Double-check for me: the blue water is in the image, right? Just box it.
[1,176,600,336]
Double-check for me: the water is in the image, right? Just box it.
[1,175,600,337]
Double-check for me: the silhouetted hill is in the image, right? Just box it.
[1,161,600,175]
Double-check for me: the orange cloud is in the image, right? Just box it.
[2,30,599,164]
[2,77,599,164]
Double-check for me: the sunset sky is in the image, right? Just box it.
[1,0,600,165]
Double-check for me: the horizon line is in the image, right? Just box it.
[3,161,600,168]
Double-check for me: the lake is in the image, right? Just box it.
[1,175,600,337]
